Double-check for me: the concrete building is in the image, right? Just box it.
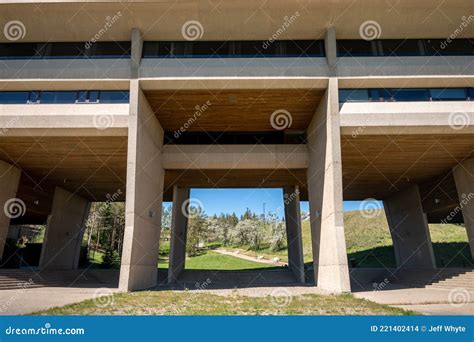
[0,0,472,293]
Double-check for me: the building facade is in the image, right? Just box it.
[0,0,473,293]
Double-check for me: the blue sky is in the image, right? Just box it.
[164,188,383,218]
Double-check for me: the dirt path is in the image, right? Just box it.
[214,249,287,266]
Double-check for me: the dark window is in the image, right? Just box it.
[0,92,30,103]
[424,39,474,56]
[430,88,468,101]
[77,91,88,103]
[88,42,131,58]
[29,91,40,103]
[392,89,430,101]
[98,91,129,103]
[164,131,303,145]
[337,40,377,57]
[40,91,78,103]
[88,91,100,102]
[142,40,325,58]
[0,43,41,59]
[469,88,474,99]
[379,39,423,56]
[339,89,370,102]
[43,42,87,58]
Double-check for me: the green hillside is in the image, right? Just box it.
[302,210,472,268]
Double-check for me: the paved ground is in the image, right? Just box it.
[214,249,287,266]
[354,287,474,315]
[0,286,119,315]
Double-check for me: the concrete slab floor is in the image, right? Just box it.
[354,287,474,315]
[0,286,119,315]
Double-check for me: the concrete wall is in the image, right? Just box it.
[0,161,21,261]
[119,80,165,291]
[306,78,350,293]
[283,186,305,283]
[162,145,308,170]
[384,185,436,268]
[39,187,90,269]
[168,186,190,283]
[453,158,474,259]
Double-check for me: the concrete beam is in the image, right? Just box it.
[384,185,436,269]
[339,101,474,135]
[119,80,165,291]
[283,186,305,283]
[0,161,21,261]
[453,158,474,259]
[39,187,90,269]
[306,78,350,293]
[168,186,190,283]
[162,145,308,170]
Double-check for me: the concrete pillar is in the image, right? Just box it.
[39,187,90,269]
[168,186,190,283]
[453,158,474,259]
[0,161,21,261]
[324,27,337,76]
[130,28,143,79]
[119,80,165,292]
[384,185,436,268]
[283,186,305,283]
[306,78,350,293]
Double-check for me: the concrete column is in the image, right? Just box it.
[130,28,143,79]
[306,78,350,293]
[453,158,474,259]
[168,186,190,283]
[39,187,90,269]
[324,27,337,76]
[384,185,436,268]
[119,80,165,292]
[0,161,21,261]
[283,186,305,283]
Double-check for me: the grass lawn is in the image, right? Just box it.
[33,291,415,315]
[159,250,275,270]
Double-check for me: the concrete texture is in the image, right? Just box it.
[0,161,21,261]
[306,78,350,293]
[283,186,305,283]
[162,144,308,169]
[384,185,436,268]
[119,80,165,291]
[453,158,474,258]
[0,286,118,315]
[354,287,474,315]
[168,186,190,283]
[39,187,90,269]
